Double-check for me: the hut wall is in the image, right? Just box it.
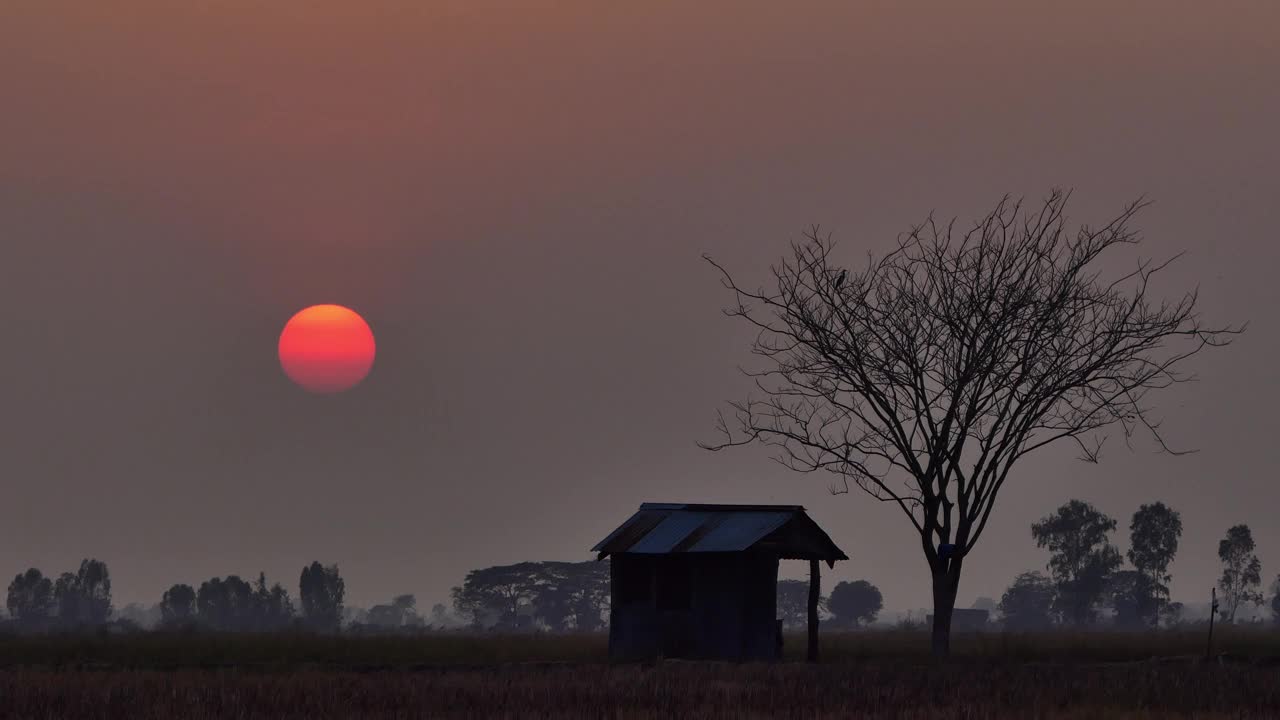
[608,553,780,661]
[688,554,743,659]
[609,555,659,660]
[740,553,780,660]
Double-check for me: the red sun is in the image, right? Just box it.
[278,304,376,393]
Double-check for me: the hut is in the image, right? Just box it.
[592,503,847,662]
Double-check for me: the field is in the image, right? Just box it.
[2,629,1279,718]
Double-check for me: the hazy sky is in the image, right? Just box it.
[2,1,1277,613]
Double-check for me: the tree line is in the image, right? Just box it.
[5,558,611,635]
[8,519,1276,635]
[777,579,885,630]
[998,499,1280,630]
[6,561,347,633]
[6,559,112,629]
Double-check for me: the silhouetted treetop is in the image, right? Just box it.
[825,580,883,628]
[1218,524,1263,623]
[451,561,609,632]
[6,569,54,627]
[160,584,196,626]
[1032,500,1122,626]
[299,562,345,632]
[999,571,1056,631]
[53,559,113,627]
[1127,502,1182,627]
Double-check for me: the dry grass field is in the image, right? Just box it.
[1,629,1278,718]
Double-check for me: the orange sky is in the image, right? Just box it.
[1,1,1278,613]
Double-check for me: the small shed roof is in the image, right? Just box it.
[592,503,848,565]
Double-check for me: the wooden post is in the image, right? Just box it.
[1206,587,1218,660]
[807,558,821,663]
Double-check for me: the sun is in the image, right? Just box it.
[278,304,376,393]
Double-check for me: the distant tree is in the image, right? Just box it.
[1032,500,1122,625]
[53,559,113,626]
[445,579,481,625]
[53,573,78,623]
[1128,502,1182,626]
[530,586,572,632]
[1108,570,1161,629]
[1217,524,1263,623]
[250,572,295,631]
[191,573,292,631]
[776,579,810,629]
[1270,575,1280,626]
[196,576,254,631]
[447,561,610,633]
[826,580,882,628]
[531,561,609,632]
[299,562,345,632]
[998,571,1056,631]
[429,603,451,628]
[703,192,1239,656]
[6,568,54,626]
[160,584,197,626]
[568,561,611,632]
[395,595,422,626]
[80,559,113,624]
[451,563,539,630]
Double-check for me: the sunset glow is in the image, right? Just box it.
[278,305,376,393]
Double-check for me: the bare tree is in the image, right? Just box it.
[703,191,1238,657]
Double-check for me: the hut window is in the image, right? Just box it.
[656,557,693,611]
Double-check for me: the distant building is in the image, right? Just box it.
[926,608,990,631]
[592,503,847,661]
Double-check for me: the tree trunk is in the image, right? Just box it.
[807,559,820,663]
[930,557,963,659]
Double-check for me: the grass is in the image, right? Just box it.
[2,662,1279,719]
[1,629,1279,718]
[3,626,1278,670]
[0,630,607,670]
[791,626,1280,664]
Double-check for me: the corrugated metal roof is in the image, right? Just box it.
[627,511,713,553]
[590,509,665,555]
[685,511,793,552]
[591,502,847,561]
